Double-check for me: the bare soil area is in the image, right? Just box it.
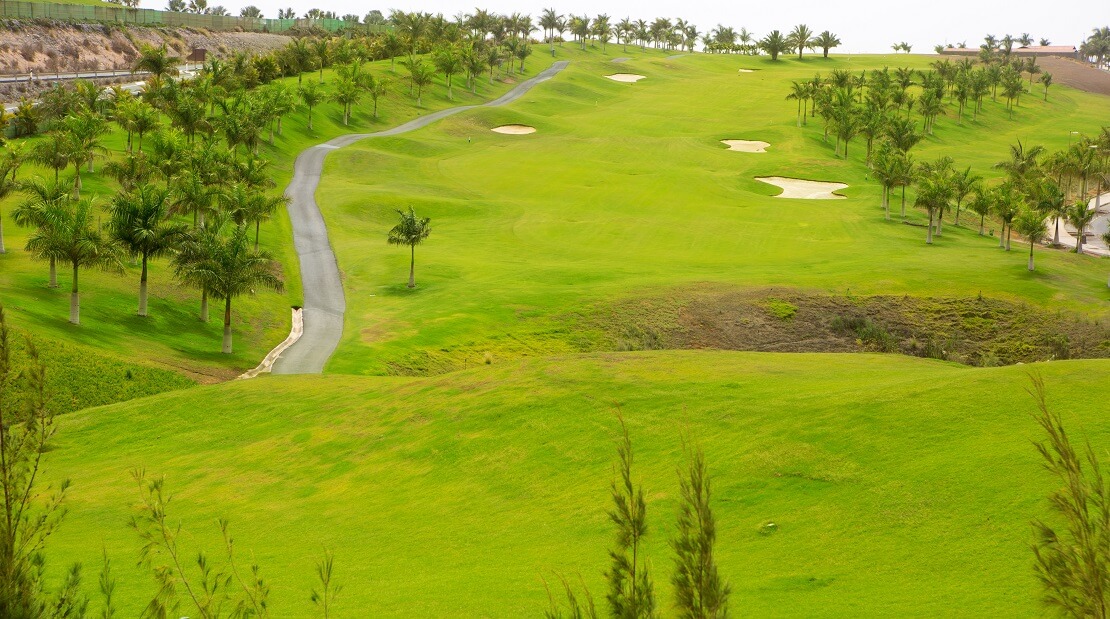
[595,287,1110,366]
[1037,57,1110,97]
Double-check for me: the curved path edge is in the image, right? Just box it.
[268,60,570,375]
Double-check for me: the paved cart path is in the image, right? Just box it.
[270,61,570,374]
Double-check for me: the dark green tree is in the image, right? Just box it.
[672,445,729,618]
[606,414,655,619]
[387,207,432,288]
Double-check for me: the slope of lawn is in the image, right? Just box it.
[315,49,1110,375]
[0,46,576,382]
[45,351,1110,616]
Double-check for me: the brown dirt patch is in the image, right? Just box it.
[597,288,1110,366]
[1037,57,1110,97]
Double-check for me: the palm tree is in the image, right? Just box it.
[185,224,283,353]
[914,163,955,244]
[434,46,463,100]
[968,186,993,235]
[299,81,324,130]
[814,31,841,58]
[995,140,1045,187]
[312,38,331,82]
[103,152,154,193]
[789,24,814,60]
[1013,209,1046,270]
[872,144,900,220]
[951,167,981,226]
[993,182,1022,250]
[26,197,122,325]
[0,161,16,254]
[109,186,188,317]
[173,213,230,322]
[408,60,436,107]
[133,44,181,81]
[170,169,219,228]
[12,179,71,287]
[387,206,432,288]
[366,74,388,118]
[222,184,287,251]
[331,76,361,126]
[60,114,108,197]
[1066,201,1095,254]
[760,31,789,61]
[31,133,70,184]
[1040,72,1053,100]
[786,81,807,127]
[287,37,314,83]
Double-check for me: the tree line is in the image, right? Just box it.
[787,53,1110,272]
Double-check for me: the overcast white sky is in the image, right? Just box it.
[143,0,1105,54]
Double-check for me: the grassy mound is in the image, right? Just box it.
[314,51,1110,376]
[46,351,1110,616]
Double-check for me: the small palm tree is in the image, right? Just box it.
[299,81,324,131]
[27,197,123,325]
[759,31,789,61]
[1066,201,1096,254]
[133,44,182,81]
[222,184,288,250]
[1040,72,1053,101]
[815,31,841,58]
[184,224,283,353]
[366,74,389,118]
[387,207,431,288]
[968,186,993,235]
[434,46,462,100]
[788,24,814,60]
[331,75,361,126]
[12,178,70,288]
[408,60,436,107]
[1014,209,1046,270]
[173,213,231,323]
[109,186,188,317]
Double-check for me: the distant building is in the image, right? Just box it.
[939,45,1077,59]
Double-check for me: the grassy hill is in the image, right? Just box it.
[9,43,1110,617]
[47,352,1110,616]
[314,50,1110,375]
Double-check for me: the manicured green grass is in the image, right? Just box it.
[45,351,1110,616]
[315,49,1110,375]
[0,48,571,380]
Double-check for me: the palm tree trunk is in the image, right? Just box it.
[200,287,209,322]
[222,296,233,354]
[979,215,985,235]
[49,257,58,288]
[1028,241,1035,270]
[1054,218,1060,245]
[1000,225,1006,248]
[0,215,5,254]
[308,107,314,131]
[900,187,907,218]
[936,212,943,236]
[926,211,934,244]
[138,254,149,317]
[408,245,416,288]
[1005,227,1012,251]
[882,185,889,220]
[69,262,80,325]
[255,220,261,251]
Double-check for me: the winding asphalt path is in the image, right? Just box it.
[270,60,570,374]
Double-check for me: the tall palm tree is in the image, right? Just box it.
[26,197,122,324]
[995,140,1045,188]
[185,224,283,353]
[434,46,463,100]
[872,145,900,220]
[789,24,814,60]
[993,182,1022,250]
[968,186,993,235]
[914,162,955,244]
[387,206,432,288]
[170,169,219,228]
[60,114,108,196]
[312,38,331,82]
[31,133,70,184]
[109,186,188,317]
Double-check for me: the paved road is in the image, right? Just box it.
[271,60,570,374]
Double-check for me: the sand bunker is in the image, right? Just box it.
[722,139,770,153]
[606,73,646,83]
[756,177,847,199]
[737,69,755,73]
[491,124,536,135]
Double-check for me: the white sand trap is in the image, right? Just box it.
[606,73,646,83]
[737,69,755,73]
[722,139,770,153]
[756,176,848,199]
[491,124,536,135]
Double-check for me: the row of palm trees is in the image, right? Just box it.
[898,135,1110,272]
[1081,27,1110,70]
[0,44,307,352]
[788,56,1050,169]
